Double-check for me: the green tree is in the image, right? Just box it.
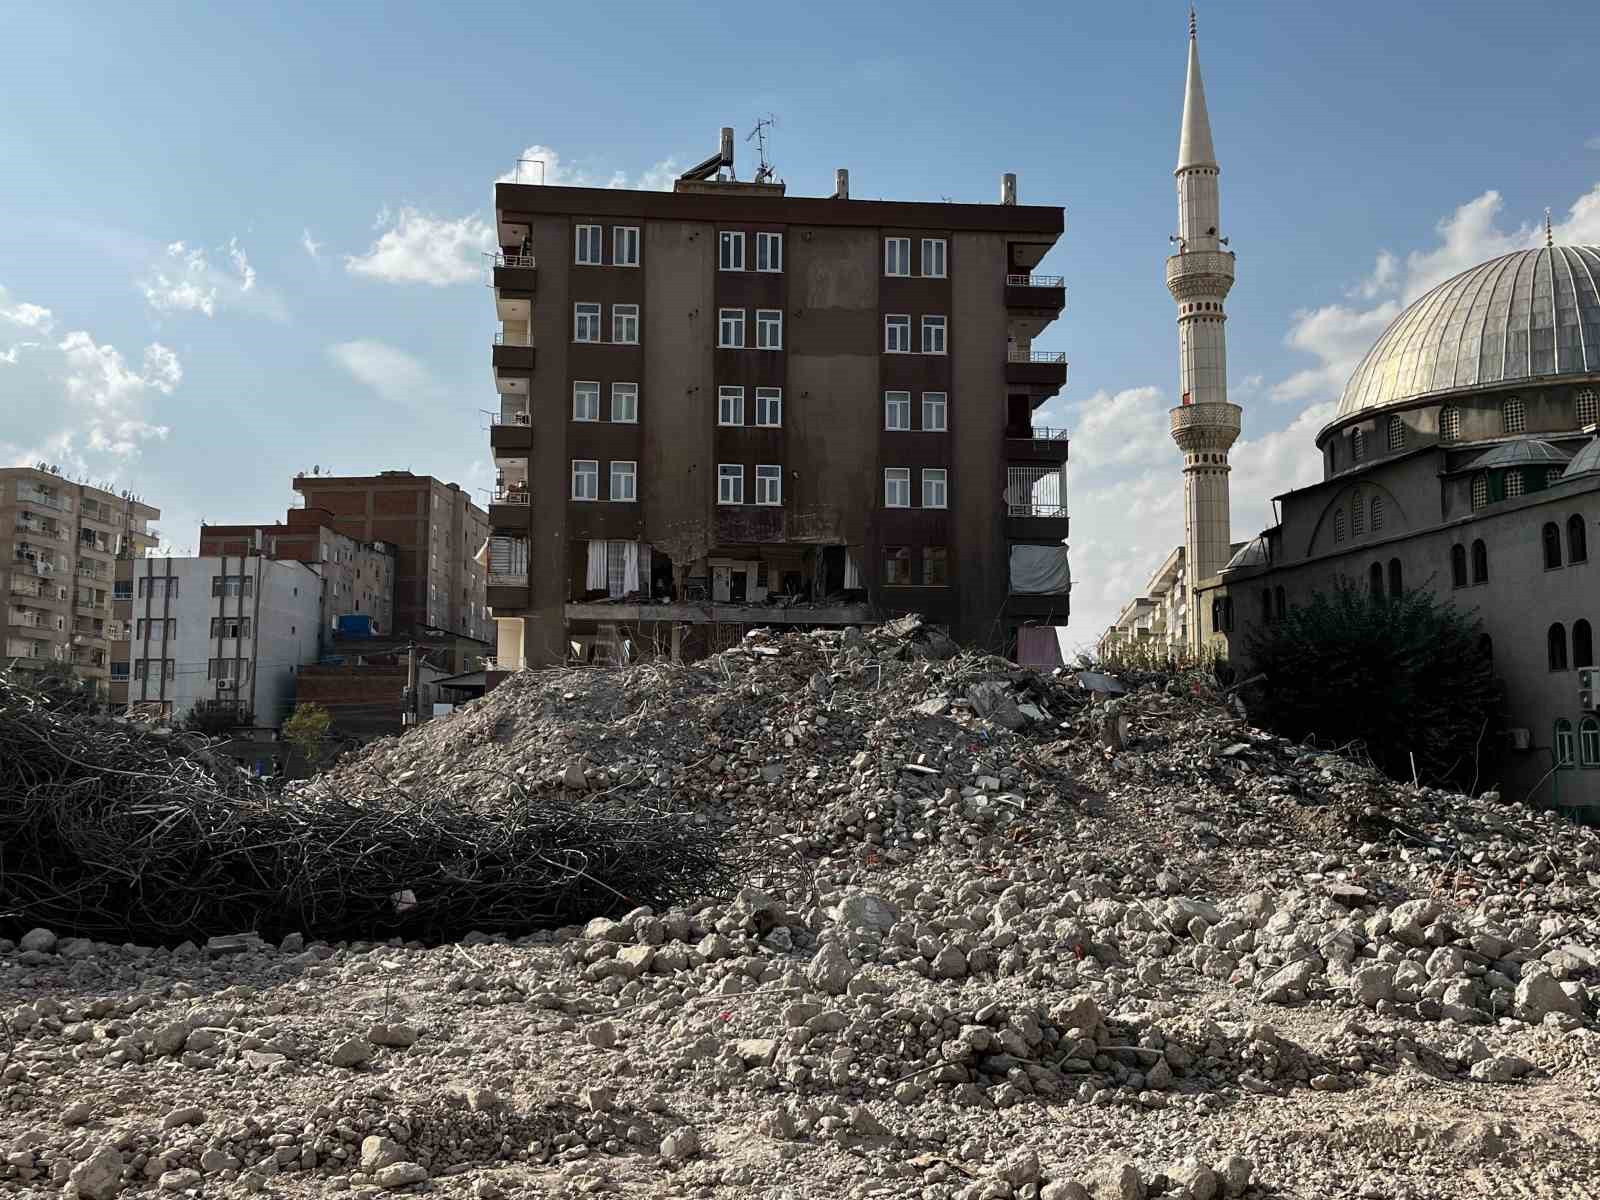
[281,702,334,768]
[1244,580,1501,792]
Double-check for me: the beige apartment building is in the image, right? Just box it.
[1,464,159,697]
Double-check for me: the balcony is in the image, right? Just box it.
[491,252,537,305]
[488,489,533,531]
[1004,425,1071,465]
[1004,465,1069,541]
[8,608,44,628]
[17,488,69,513]
[492,331,535,396]
[1005,274,1067,339]
[490,410,534,453]
[486,535,531,610]
[1005,349,1068,399]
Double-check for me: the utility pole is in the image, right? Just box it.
[402,640,418,727]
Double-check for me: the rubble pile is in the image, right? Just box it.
[3,624,1600,1198]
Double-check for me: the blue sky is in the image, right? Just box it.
[2,1,1597,651]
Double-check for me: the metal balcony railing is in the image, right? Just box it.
[493,330,533,347]
[1009,426,1070,442]
[17,489,69,513]
[493,410,532,426]
[1005,274,1066,288]
[1007,349,1068,364]
[493,253,536,269]
[493,490,531,505]
[1006,466,1069,519]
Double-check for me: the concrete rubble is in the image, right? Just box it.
[3,623,1599,1198]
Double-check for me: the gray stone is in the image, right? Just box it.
[158,1169,202,1193]
[931,945,969,979]
[1260,954,1324,1002]
[19,927,56,954]
[61,1102,93,1126]
[834,892,901,934]
[999,1148,1040,1186]
[375,1161,428,1189]
[160,1106,204,1130]
[68,1146,123,1200]
[850,1105,890,1136]
[1170,1159,1218,1200]
[806,942,855,995]
[360,1136,407,1172]
[585,1021,618,1049]
[1470,1054,1534,1083]
[660,1126,700,1165]
[1351,963,1395,1007]
[1515,972,1580,1022]
[330,1037,374,1068]
[1041,1185,1091,1200]
[368,1023,419,1048]
[151,1020,190,1056]
[1217,1156,1252,1197]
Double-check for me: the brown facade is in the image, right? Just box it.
[489,177,1069,664]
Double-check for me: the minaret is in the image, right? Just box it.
[1167,7,1240,651]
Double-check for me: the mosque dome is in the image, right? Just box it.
[1472,438,1570,470]
[1221,534,1271,572]
[1563,436,1600,478]
[1336,245,1600,421]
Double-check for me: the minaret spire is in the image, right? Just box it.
[1546,207,1554,248]
[1178,8,1217,171]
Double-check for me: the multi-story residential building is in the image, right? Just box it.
[291,472,489,642]
[199,507,395,642]
[0,465,159,697]
[110,554,322,725]
[484,133,1070,667]
[1097,546,1191,662]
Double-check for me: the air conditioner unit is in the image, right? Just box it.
[216,679,236,690]
[1507,728,1532,751]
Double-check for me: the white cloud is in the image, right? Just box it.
[0,342,39,365]
[343,209,495,286]
[495,144,678,192]
[55,331,178,456]
[0,287,55,333]
[1053,386,1174,472]
[327,339,442,407]
[227,237,256,291]
[141,237,268,317]
[302,229,323,260]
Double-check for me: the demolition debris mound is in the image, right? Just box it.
[0,668,738,945]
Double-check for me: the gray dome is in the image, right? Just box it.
[1337,245,1600,419]
[1563,437,1600,478]
[1472,438,1570,469]
[1222,535,1270,572]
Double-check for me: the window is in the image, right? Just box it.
[924,547,949,586]
[921,238,947,278]
[914,391,950,432]
[1549,622,1569,671]
[1548,467,1563,487]
[612,304,639,344]
[756,232,783,273]
[1370,494,1384,531]
[1555,719,1576,767]
[1211,598,1222,633]
[613,226,640,267]
[571,459,599,501]
[209,617,251,639]
[137,618,176,639]
[884,468,911,508]
[719,231,745,271]
[718,386,745,426]
[1569,514,1588,563]
[212,575,252,598]
[884,546,911,584]
[611,382,638,423]
[1471,473,1488,510]
[718,308,745,348]
[755,465,782,506]
[1578,389,1599,427]
[1505,469,1524,498]
[1576,619,1595,669]
[921,315,947,355]
[575,302,601,343]
[1440,404,1460,441]
[1351,494,1365,536]
[573,381,601,422]
[1472,539,1489,583]
[717,464,744,505]
[207,658,252,683]
[1274,586,1287,620]
[113,581,132,600]
[1369,562,1384,598]
[1388,557,1402,597]
[110,662,129,681]
[610,461,637,503]
[1333,508,1346,543]
[575,224,602,265]
[1502,396,1525,434]
[1260,588,1272,624]
[137,577,177,599]
[755,388,782,427]
[1388,416,1405,452]
[1581,718,1600,767]
[1352,428,1365,463]
[1451,544,1468,587]
[884,391,911,431]
[1543,521,1562,569]
[756,309,783,349]
[134,659,174,682]
[921,468,948,509]
[885,314,911,353]
[884,237,910,276]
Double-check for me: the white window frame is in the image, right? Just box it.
[571,459,599,501]
[884,391,911,431]
[755,465,782,506]
[922,391,948,431]
[612,303,639,345]
[922,468,948,509]
[755,387,782,427]
[612,225,640,267]
[610,460,637,503]
[574,302,601,343]
[884,467,911,508]
[922,315,947,355]
[718,308,745,348]
[921,238,947,278]
[611,382,638,423]
[719,231,745,271]
[756,308,783,350]
[756,231,783,273]
[573,380,600,422]
[884,237,910,276]
[718,386,745,426]
[885,314,911,353]
[575,224,602,265]
[718,464,744,505]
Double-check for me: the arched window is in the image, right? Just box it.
[1451,544,1468,587]
[1581,717,1600,767]
[1388,557,1402,597]
[1369,562,1384,598]
[1577,389,1597,427]
[1274,586,1286,620]
[1211,598,1222,632]
[1478,633,1493,664]
[1569,514,1588,563]
[1260,588,1272,624]
[1440,404,1460,441]
[1333,508,1347,543]
[1388,415,1406,451]
[1471,539,1488,583]
[1548,467,1564,487]
[1351,493,1366,536]
[1576,619,1595,668]
[1555,719,1576,768]
[1352,428,1366,462]
[1549,622,1569,671]
[1471,474,1488,510]
[1505,469,1524,498]
[1502,396,1525,434]
[1543,521,1563,569]
[1371,494,1385,531]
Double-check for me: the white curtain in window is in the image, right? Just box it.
[586,540,608,590]
[1008,544,1071,594]
[623,541,640,595]
[843,548,861,589]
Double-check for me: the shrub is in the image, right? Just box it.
[282,701,333,768]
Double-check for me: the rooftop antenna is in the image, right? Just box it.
[1546,207,1554,248]
[747,116,779,185]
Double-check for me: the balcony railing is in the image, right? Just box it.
[493,490,531,505]
[1006,274,1065,288]
[493,253,536,269]
[1007,349,1068,364]
[1006,466,1069,519]
[493,410,532,426]
[8,610,43,628]
[8,578,44,598]
[493,330,533,347]
[1009,426,1070,442]
[17,489,69,513]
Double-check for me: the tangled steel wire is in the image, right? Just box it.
[0,669,743,945]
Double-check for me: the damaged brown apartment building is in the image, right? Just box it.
[485,128,1071,667]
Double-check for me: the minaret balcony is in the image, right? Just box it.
[1169,402,1242,451]
[1165,250,1235,299]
